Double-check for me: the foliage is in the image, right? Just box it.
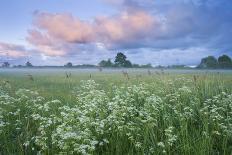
[26,61,33,67]
[114,52,132,67]
[114,52,127,67]
[1,62,10,67]
[198,56,218,68]
[124,60,132,67]
[218,55,232,68]
[98,59,113,67]
[198,54,232,69]
[64,62,73,67]
[140,63,152,68]
[99,53,138,68]
[0,71,232,154]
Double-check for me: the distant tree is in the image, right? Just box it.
[167,65,188,69]
[198,56,218,68]
[218,55,232,68]
[155,65,165,69]
[99,59,113,67]
[64,62,73,67]
[141,63,152,68]
[99,60,107,67]
[132,64,140,68]
[114,52,127,67]
[124,60,132,67]
[75,64,96,68]
[13,65,23,68]
[106,59,113,67]
[2,62,10,67]
[26,61,33,67]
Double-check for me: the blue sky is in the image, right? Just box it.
[0,0,231,66]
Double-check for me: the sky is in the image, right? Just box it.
[0,0,232,66]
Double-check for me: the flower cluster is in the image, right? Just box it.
[0,78,231,154]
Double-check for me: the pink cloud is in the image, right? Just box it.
[34,12,95,43]
[27,30,66,56]
[0,42,28,58]
[95,10,155,43]
[27,10,156,56]
[27,29,53,46]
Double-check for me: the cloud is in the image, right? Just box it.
[27,29,53,46]
[27,29,70,56]
[24,0,232,65]
[0,42,28,58]
[27,10,156,56]
[94,10,155,48]
[33,12,95,43]
[126,47,221,66]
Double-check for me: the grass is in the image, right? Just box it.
[0,68,231,154]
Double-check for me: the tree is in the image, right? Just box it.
[114,52,127,67]
[132,64,140,68]
[2,62,10,67]
[106,59,113,67]
[99,59,113,67]
[26,61,33,67]
[99,60,107,67]
[141,63,152,68]
[64,62,73,67]
[218,55,232,68]
[124,60,132,67]
[198,56,218,68]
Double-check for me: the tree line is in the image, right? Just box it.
[98,53,232,69]
[1,53,232,69]
[1,61,33,68]
[197,55,232,69]
[98,52,152,68]
[62,53,152,68]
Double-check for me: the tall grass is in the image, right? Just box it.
[0,71,231,154]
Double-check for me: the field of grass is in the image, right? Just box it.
[0,68,231,154]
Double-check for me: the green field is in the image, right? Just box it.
[0,69,232,154]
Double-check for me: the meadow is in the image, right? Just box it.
[0,68,231,155]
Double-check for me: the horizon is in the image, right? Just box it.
[0,0,232,66]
